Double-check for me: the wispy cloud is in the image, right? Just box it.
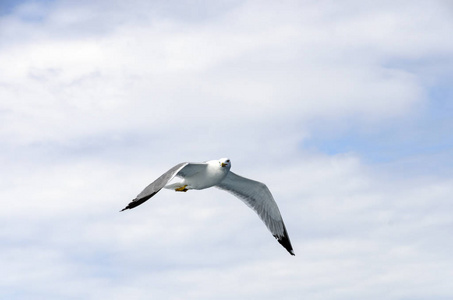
[1,1,452,299]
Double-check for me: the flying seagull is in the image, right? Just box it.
[121,158,295,256]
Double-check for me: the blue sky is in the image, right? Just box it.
[1,1,453,299]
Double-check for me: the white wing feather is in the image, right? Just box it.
[121,162,207,211]
[216,171,294,255]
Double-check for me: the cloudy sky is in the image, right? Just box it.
[1,0,453,299]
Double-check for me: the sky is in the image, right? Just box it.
[1,0,452,299]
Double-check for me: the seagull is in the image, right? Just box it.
[121,158,295,256]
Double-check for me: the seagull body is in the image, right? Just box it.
[121,158,295,256]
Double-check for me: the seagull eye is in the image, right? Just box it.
[226,160,230,162]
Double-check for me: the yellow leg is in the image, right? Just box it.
[175,185,188,192]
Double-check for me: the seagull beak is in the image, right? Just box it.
[221,163,227,167]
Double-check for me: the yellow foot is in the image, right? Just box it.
[175,185,188,192]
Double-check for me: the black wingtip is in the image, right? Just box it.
[277,236,295,256]
[275,224,295,256]
[120,194,156,212]
[119,199,136,212]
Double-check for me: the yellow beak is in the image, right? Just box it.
[221,163,227,167]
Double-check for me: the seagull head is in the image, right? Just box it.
[219,158,231,168]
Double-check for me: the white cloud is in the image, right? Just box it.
[3,0,449,145]
[2,151,452,299]
[1,0,453,299]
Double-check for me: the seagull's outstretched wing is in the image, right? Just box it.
[121,162,207,211]
[216,171,295,255]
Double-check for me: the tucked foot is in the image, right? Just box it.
[175,185,188,192]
